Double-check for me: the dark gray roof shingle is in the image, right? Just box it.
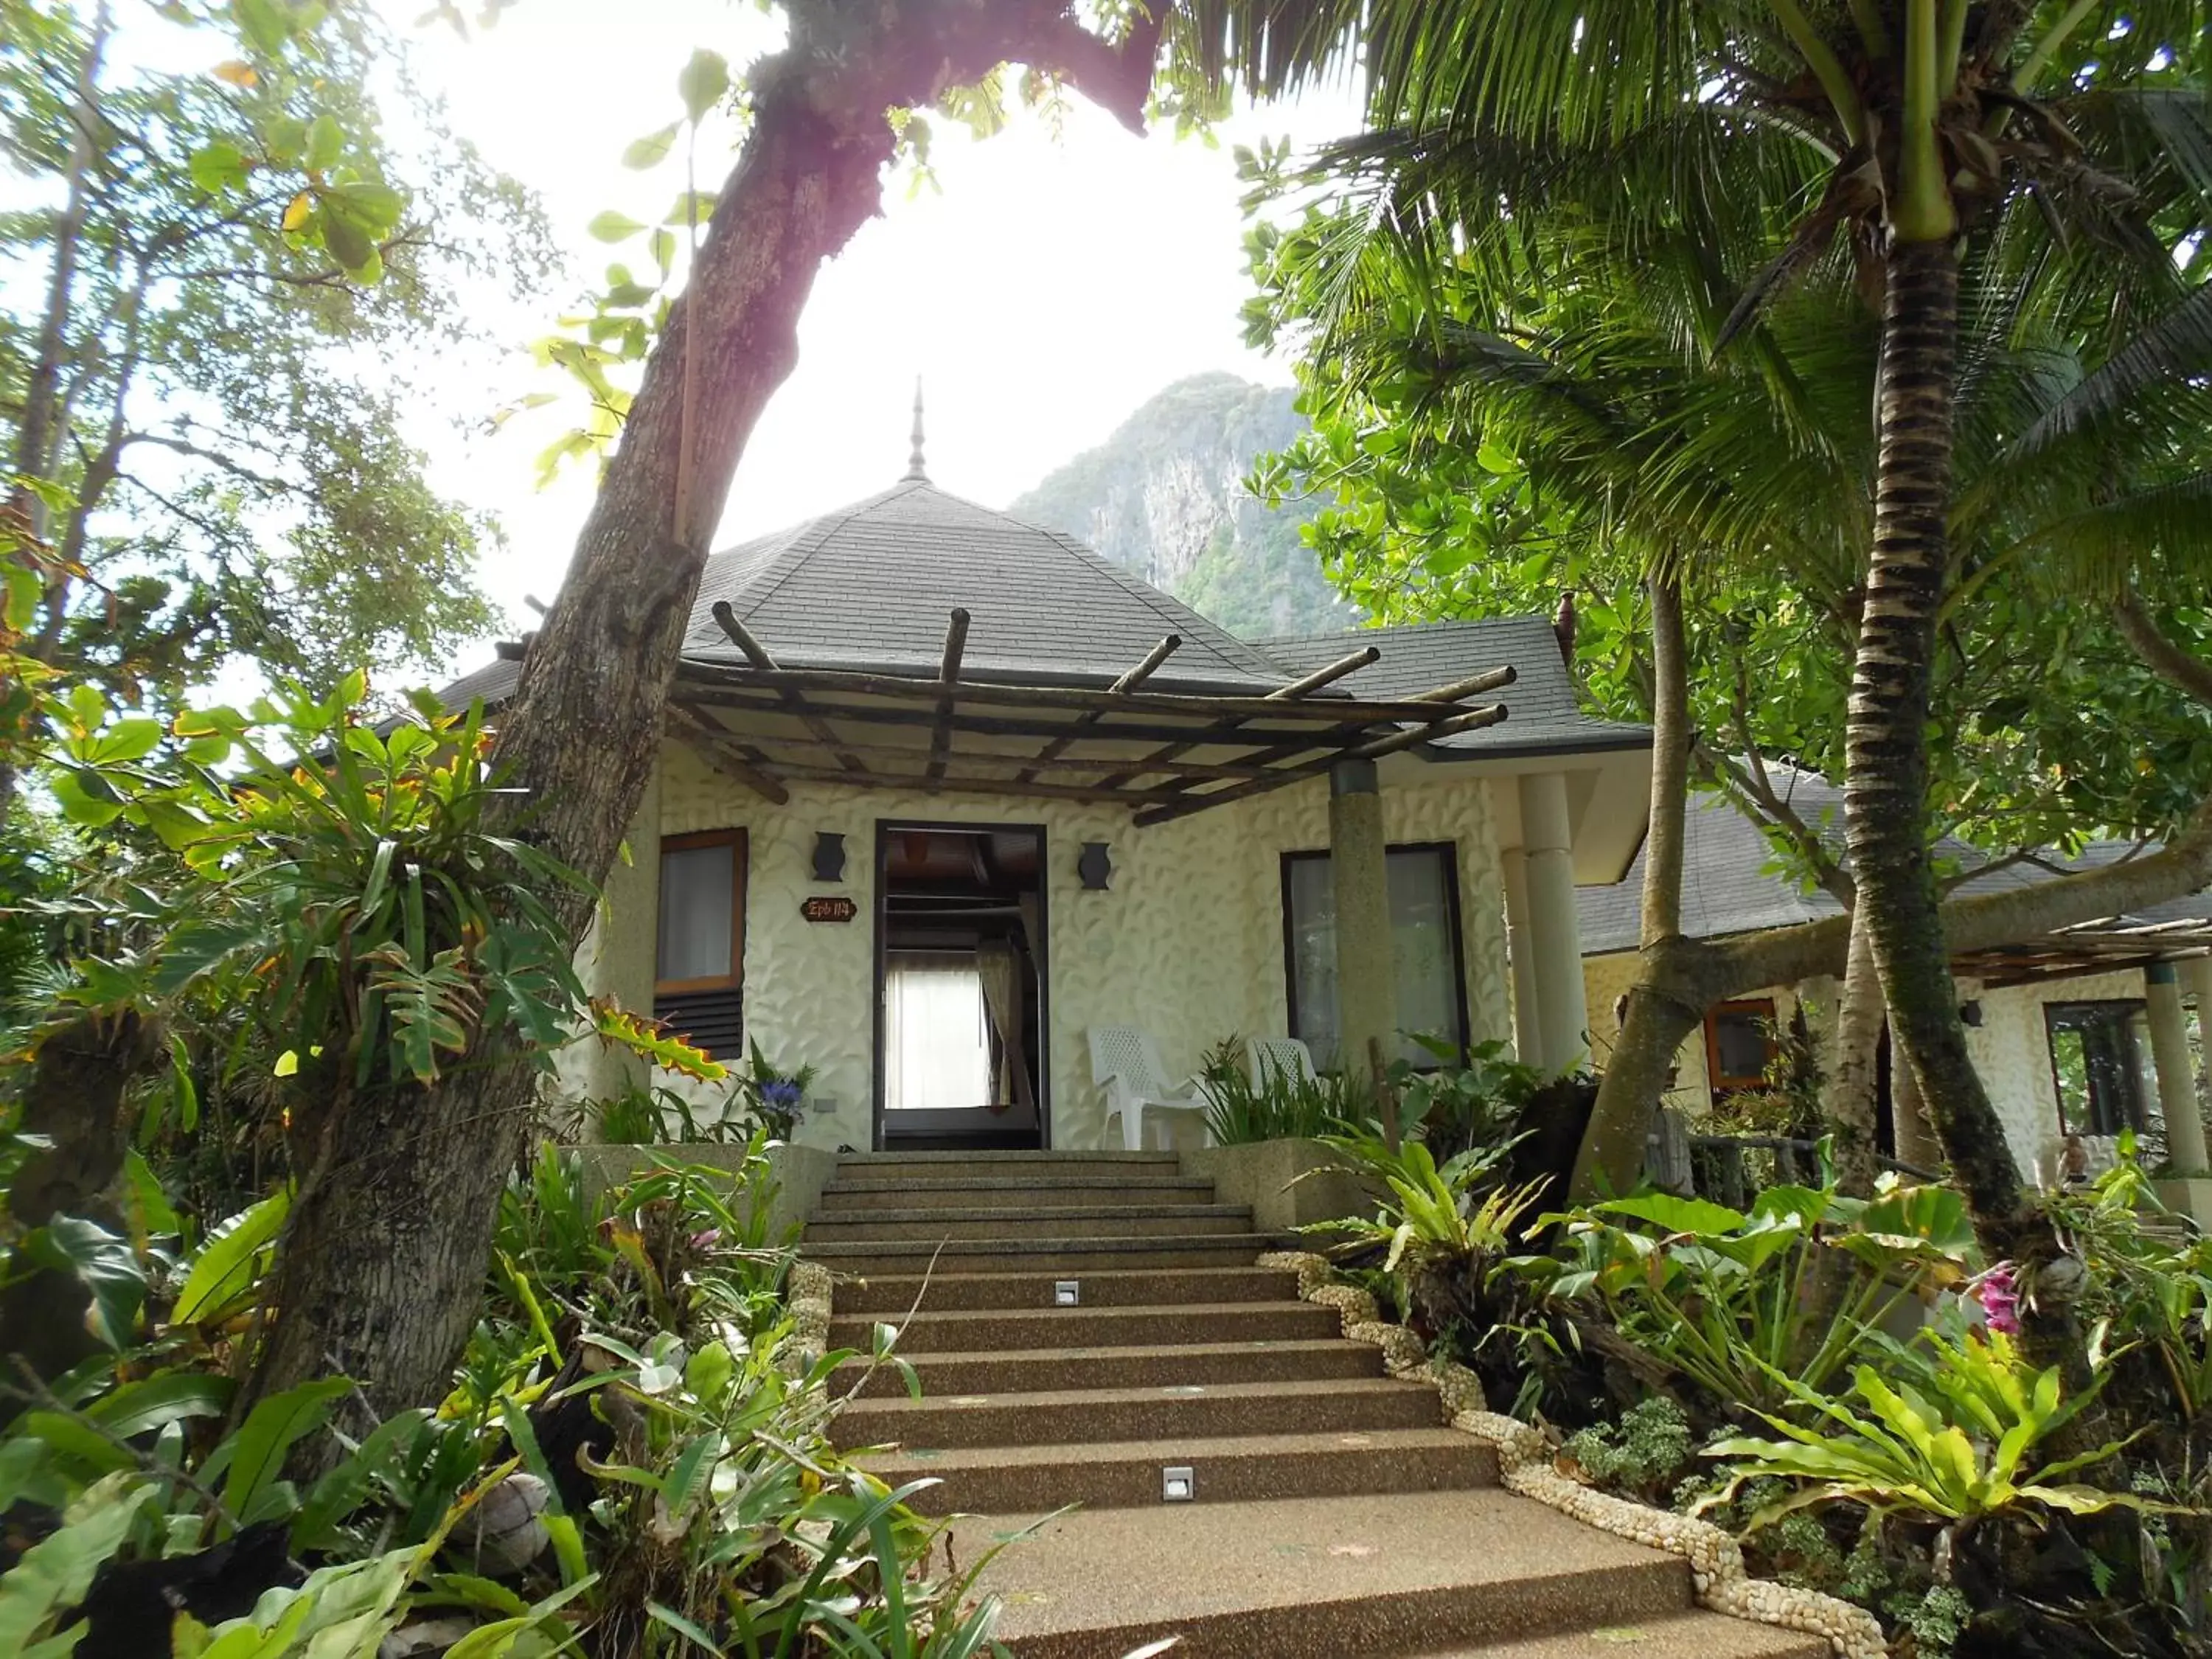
[1256,616,1649,759]
[684,480,1290,691]
[438,484,1649,769]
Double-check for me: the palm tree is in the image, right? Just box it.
[1189,1,2211,1324]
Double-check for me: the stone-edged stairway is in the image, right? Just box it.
[807,1151,1827,1659]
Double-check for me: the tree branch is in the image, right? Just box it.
[1024,0,1170,132]
[2115,583,2212,709]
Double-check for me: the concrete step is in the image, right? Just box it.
[815,1175,1217,1213]
[804,1203,1254,1243]
[833,1376,1442,1451]
[838,1338,1383,1397]
[837,1152,1180,1182]
[827,1264,1302,1315]
[865,1427,1497,1514]
[960,1489,1706,1658]
[801,1235,1278,1275]
[1409,1615,1829,1658]
[830,1298,1338,1354]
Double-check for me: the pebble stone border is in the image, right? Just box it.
[784,1259,835,1375]
[1257,1250,1887,1659]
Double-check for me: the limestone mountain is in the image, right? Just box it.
[1006,373,1355,639]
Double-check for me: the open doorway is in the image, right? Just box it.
[873,822,1048,1150]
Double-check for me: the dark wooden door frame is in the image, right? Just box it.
[871,818,1052,1151]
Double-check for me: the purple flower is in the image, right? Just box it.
[1975,1262,2021,1336]
[689,1228,721,1251]
[762,1079,802,1107]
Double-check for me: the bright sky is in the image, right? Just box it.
[385,1,1365,657]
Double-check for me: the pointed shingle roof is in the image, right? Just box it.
[684,479,1292,692]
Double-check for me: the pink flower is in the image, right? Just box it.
[1975,1262,2020,1336]
[689,1228,721,1251]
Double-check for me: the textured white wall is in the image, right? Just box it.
[609,741,1510,1151]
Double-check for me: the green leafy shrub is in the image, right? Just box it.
[1561,1397,1695,1505]
[1195,1035,1368,1144]
[1531,1177,1978,1419]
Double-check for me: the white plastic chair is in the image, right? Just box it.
[1089,1027,1211,1151]
[1245,1036,1318,1091]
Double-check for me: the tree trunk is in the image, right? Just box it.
[1821,903,1885,1195]
[1572,574,1693,1197]
[1849,234,2078,1356]
[240,4,1166,1420]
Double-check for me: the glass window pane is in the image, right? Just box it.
[1287,856,1340,1068]
[658,844,734,983]
[1388,850,1461,1059]
[1711,1010,1770,1082]
[1283,847,1467,1071]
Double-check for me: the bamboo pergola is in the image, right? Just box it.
[1952,918,2212,990]
[658,606,1517,824]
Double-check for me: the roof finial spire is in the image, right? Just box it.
[903,377,928,482]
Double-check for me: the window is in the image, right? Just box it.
[1705,999,1777,1093]
[2045,1001,2156,1138]
[1281,843,1469,1069]
[883,953,992,1110]
[654,830,745,1060]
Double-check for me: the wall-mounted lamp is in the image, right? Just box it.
[1077,841,1113,891]
[1958,1000,1983,1028]
[811,832,846,884]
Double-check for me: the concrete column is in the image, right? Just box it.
[1329,759,1398,1084]
[2185,956,2212,1106]
[1500,847,1544,1067]
[2146,961,2209,1175]
[1517,771,1588,1073]
[1891,1045,1942,1172]
[582,758,662,1111]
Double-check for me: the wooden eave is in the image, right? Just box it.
[659,611,1517,823]
[1952,919,2212,990]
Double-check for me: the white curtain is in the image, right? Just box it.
[975,943,1034,1114]
[884,955,992,1110]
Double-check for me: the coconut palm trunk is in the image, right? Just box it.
[1848,234,2072,1343]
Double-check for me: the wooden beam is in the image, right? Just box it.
[665,704,791,804]
[751,755,1184,808]
[1091,644,1385,791]
[680,659,1494,726]
[1016,633,1180,783]
[675,685,1391,751]
[1272,644,1381,699]
[1133,703,1511,827]
[1141,661,1524,800]
[925,607,970,787]
[727,726,1306,782]
[707,602,867,773]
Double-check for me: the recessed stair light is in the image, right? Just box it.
[1161,1466,1195,1502]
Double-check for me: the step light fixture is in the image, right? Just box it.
[1161,1466,1195,1502]
[1054,1280,1080,1306]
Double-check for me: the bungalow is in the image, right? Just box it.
[448,438,1651,1152]
[1578,771,2212,1184]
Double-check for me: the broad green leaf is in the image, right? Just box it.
[586,210,647,243]
[623,123,679,168]
[21,1217,145,1348]
[677,48,728,122]
[188,141,248,195]
[85,1371,234,1439]
[220,1377,354,1523]
[0,1476,154,1650]
[1591,1193,1746,1236]
[172,1189,290,1326]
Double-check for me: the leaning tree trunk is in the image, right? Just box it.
[1848,234,2080,1361]
[1821,903,1885,1196]
[1573,574,1697,1197]
[242,4,1165,1421]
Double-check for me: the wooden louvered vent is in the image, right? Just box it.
[654,987,744,1062]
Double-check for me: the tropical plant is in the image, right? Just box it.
[1192,0,2212,1315]
[1392,1037,1542,1161]
[1196,1035,1368,1144]
[734,1039,819,1141]
[1701,1341,2152,1533]
[1534,1178,1978,1417]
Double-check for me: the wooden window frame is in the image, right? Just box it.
[1278,840,1472,1067]
[654,829,747,996]
[1704,998,1778,1093]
